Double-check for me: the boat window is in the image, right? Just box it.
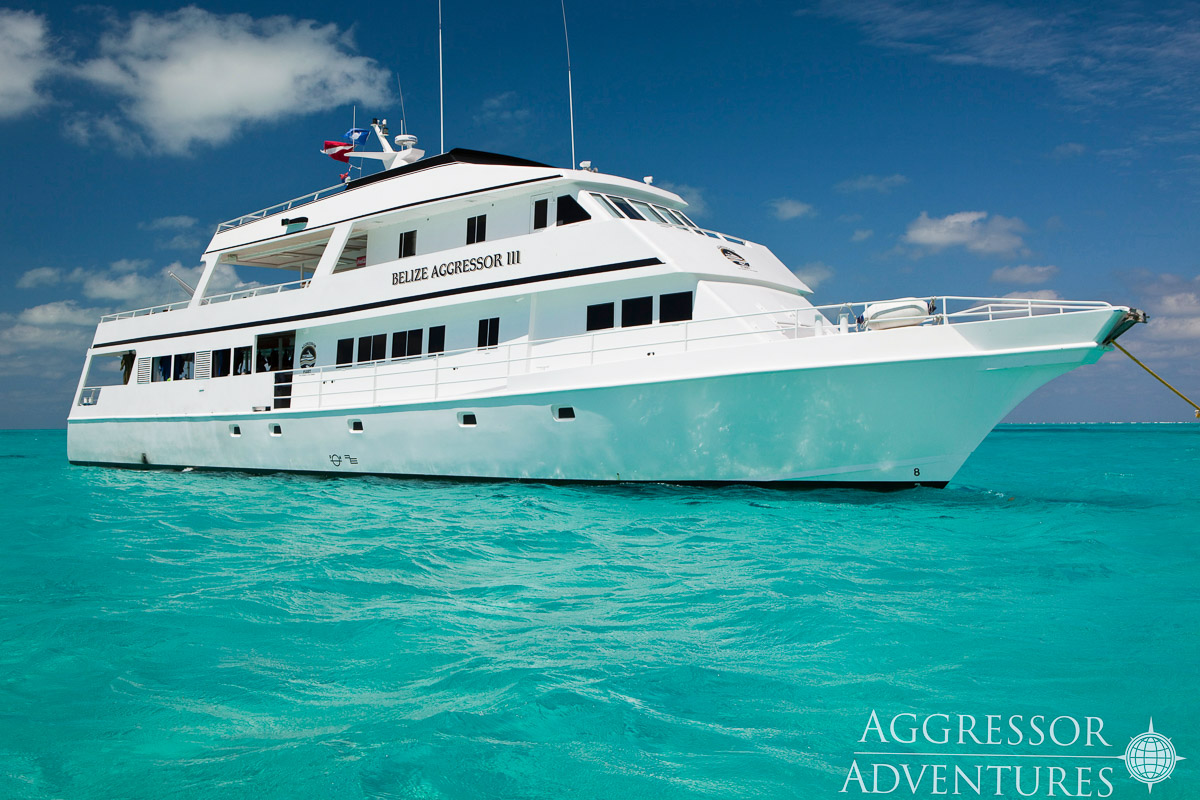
[466,214,487,245]
[533,198,549,230]
[678,211,701,229]
[172,353,195,381]
[653,205,687,227]
[459,412,477,427]
[392,329,423,359]
[556,194,591,225]
[428,325,446,354]
[358,333,386,363]
[233,346,253,375]
[256,332,295,372]
[608,196,643,220]
[83,351,136,387]
[336,338,354,367]
[477,317,499,349]
[591,193,623,218]
[587,302,615,331]
[230,424,241,437]
[152,355,171,382]
[211,348,232,378]
[555,406,576,420]
[630,200,666,224]
[622,296,653,327]
[399,230,417,259]
[660,291,693,323]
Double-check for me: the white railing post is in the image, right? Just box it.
[433,357,440,399]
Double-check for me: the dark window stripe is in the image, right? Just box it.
[93,257,664,349]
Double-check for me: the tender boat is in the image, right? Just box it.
[67,120,1144,487]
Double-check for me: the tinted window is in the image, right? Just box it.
[428,325,446,354]
[211,348,231,378]
[336,338,354,366]
[622,296,653,327]
[233,346,253,375]
[660,291,694,323]
[173,353,195,381]
[630,200,666,223]
[587,302,615,331]
[358,333,385,363]
[609,196,643,220]
[477,317,499,348]
[556,194,591,225]
[591,193,623,218]
[533,198,549,230]
[399,230,417,258]
[466,214,487,244]
[152,355,171,382]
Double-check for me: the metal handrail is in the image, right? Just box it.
[268,296,1114,410]
[216,183,346,232]
[99,300,191,323]
[200,279,311,306]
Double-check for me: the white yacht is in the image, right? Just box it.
[67,121,1144,487]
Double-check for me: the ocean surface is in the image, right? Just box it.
[0,425,1196,799]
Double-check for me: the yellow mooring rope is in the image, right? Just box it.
[1113,341,1200,418]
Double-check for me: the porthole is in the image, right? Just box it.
[553,405,576,421]
[270,423,282,436]
[229,424,241,437]
[349,419,364,433]
[458,412,477,427]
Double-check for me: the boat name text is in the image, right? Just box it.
[393,250,521,286]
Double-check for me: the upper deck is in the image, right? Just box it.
[91,148,804,350]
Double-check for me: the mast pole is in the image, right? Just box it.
[562,0,575,169]
[439,0,445,155]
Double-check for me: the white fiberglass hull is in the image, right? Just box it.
[67,315,1115,487]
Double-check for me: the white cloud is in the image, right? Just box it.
[18,300,106,327]
[473,91,532,126]
[793,261,833,290]
[1002,289,1062,301]
[139,215,198,231]
[16,267,62,289]
[657,182,709,218]
[835,173,908,193]
[0,10,55,118]
[769,197,815,220]
[1051,142,1086,160]
[851,229,874,242]
[903,210,1027,256]
[72,8,391,154]
[991,264,1059,284]
[1126,272,1200,344]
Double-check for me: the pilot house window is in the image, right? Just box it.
[587,302,615,331]
[533,199,549,230]
[622,296,653,327]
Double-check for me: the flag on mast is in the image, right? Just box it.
[321,141,353,162]
[345,128,370,146]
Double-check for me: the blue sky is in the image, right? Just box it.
[1,0,1198,428]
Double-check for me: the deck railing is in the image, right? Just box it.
[200,279,311,305]
[98,300,192,323]
[270,296,1114,411]
[216,184,346,232]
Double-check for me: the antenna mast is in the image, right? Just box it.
[438,0,445,154]
[561,0,576,169]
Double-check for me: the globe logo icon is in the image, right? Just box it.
[1123,720,1184,793]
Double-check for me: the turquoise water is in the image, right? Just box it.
[1,425,1196,799]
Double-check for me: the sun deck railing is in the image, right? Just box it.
[99,300,192,323]
[271,296,1114,411]
[216,183,346,232]
[200,279,311,305]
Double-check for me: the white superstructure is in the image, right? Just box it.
[67,123,1143,487]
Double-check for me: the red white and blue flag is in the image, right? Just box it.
[321,141,353,163]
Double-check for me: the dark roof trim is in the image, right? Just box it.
[346,148,553,190]
[93,257,664,349]
[205,173,562,256]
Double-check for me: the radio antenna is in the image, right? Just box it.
[438,0,445,154]
[397,78,407,135]
[561,0,576,169]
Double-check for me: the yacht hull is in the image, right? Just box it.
[67,333,1106,487]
